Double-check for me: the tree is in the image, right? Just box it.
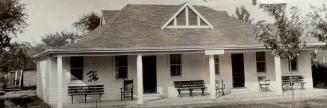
[73,12,100,33]
[31,32,82,54]
[41,31,81,47]
[0,42,35,73]
[307,4,327,44]
[254,4,304,61]
[233,5,254,24]
[0,0,26,51]
[254,4,306,106]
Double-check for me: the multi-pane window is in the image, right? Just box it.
[289,57,298,72]
[115,56,128,79]
[170,54,182,76]
[70,57,83,81]
[256,52,266,73]
[214,55,220,74]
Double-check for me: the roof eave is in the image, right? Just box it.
[32,43,325,58]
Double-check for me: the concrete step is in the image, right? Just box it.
[144,93,162,101]
[220,89,327,102]
[230,87,252,94]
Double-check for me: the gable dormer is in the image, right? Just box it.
[161,3,214,29]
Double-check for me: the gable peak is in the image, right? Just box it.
[161,2,214,29]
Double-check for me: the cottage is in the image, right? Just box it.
[34,3,323,108]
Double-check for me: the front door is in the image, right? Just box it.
[231,54,245,88]
[142,56,157,93]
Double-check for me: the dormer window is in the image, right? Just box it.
[161,3,214,29]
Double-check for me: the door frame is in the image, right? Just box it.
[142,55,157,93]
[231,53,245,88]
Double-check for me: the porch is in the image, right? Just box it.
[37,50,314,107]
[62,88,327,108]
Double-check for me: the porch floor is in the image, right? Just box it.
[63,89,327,108]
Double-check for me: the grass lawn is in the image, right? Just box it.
[0,96,50,108]
[4,96,50,108]
[0,90,50,108]
[198,99,327,108]
[1,90,327,108]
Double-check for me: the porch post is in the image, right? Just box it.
[208,55,216,99]
[57,56,63,108]
[274,56,283,94]
[136,54,143,104]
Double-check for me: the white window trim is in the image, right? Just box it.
[161,2,214,29]
[256,52,267,73]
[169,54,182,77]
[69,57,84,83]
[114,56,129,80]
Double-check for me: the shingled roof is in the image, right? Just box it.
[101,10,119,24]
[51,3,321,55]
[66,3,261,50]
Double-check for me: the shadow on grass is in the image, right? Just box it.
[200,99,327,108]
[10,95,50,108]
[200,103,285,108]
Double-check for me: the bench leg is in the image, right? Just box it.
[121,93,123,101]
[222,88,225,95]
[99,94,102,103]
[177,89,181,97]
[71,95,74,104]
[201,88,205,96]
[85,95,87,104]
[120,88,123,101]
[131,90,133,100]
[189,89,193,97]
[215,88,218,96]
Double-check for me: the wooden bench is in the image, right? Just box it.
[174,80,206,97]
[282,75,305,91]
[68,85,104,104]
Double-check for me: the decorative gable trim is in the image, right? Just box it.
[161,2,214,29]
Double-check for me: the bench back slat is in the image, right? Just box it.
[282,75,304,83]
[68,85,104,95]
[174,80,205,89]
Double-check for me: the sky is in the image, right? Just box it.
[14,0,327,45]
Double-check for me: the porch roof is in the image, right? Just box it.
[34,43,324,57]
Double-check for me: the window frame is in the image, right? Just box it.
[70,57,84,81]
[214,55,220,75]
[170,54,182,77]
[114,56,128,79]
[256,52,267,73]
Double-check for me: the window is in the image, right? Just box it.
[70,57,83,81]
[115,56,128,79]
[256,52,266,73]
[252,0,257,5]
[214,55,220,74]
[170,54,182,76]
[189,10,197,25]
[176,9,186,25]
[289,58,298,72]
